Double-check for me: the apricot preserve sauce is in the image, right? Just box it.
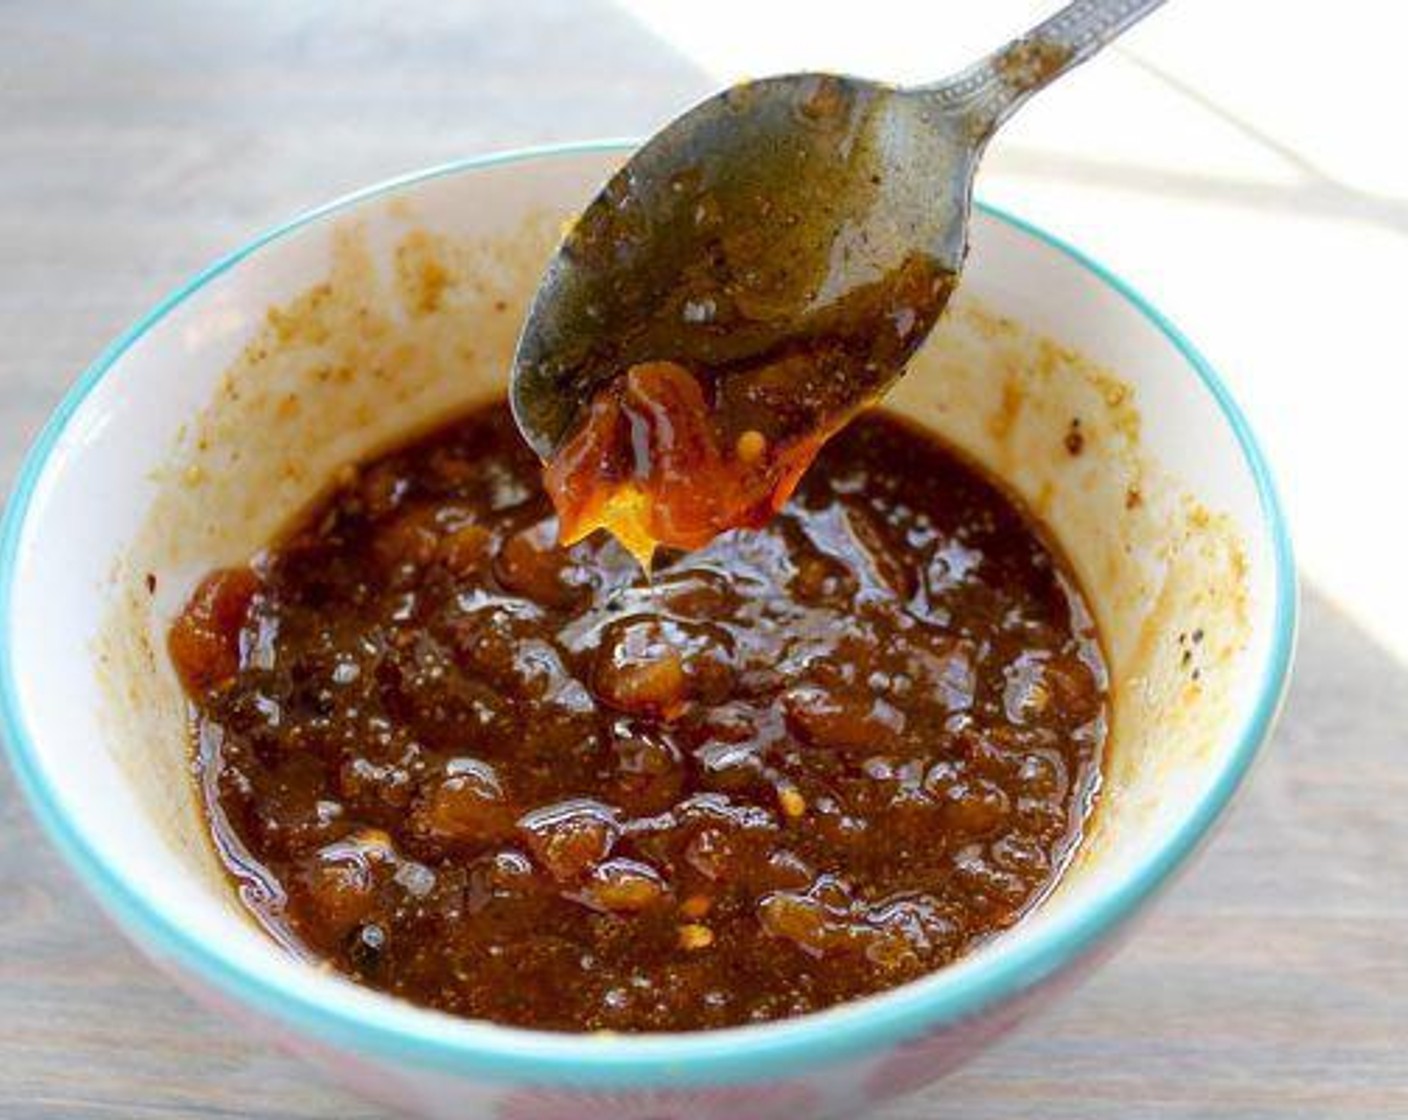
[544,361,832,568]
[171,401,1106,1032]
[541,255,954,567]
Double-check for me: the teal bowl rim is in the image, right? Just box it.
[0,140,1296,1088]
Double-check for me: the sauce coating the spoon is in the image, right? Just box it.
[544,361,829,568]
[542,252,953,565]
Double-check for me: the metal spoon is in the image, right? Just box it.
[512,0,1164,463]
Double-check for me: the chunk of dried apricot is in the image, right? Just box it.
[168,568,260,692]
[517,799,618,882]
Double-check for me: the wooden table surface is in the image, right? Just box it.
[3,3,1406,1117]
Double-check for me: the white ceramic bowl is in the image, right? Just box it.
[0,144,1295,1120]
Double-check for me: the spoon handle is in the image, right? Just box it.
[923,0,1166,140]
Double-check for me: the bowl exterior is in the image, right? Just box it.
[162,941,1113,1118]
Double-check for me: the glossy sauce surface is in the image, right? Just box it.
[543,254,951,566]
[172,401,1106,1032]
[544,360,833,568]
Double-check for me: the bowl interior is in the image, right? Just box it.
[1,147,1289,1080]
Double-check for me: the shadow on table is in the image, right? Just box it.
[999,53,1408,241]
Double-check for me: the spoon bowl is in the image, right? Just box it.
[512,0,1165,461]
[511,73,969,459]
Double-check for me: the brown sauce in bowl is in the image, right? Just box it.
[171,400,1106,1032]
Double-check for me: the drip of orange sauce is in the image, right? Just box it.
[543,361,833,568]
